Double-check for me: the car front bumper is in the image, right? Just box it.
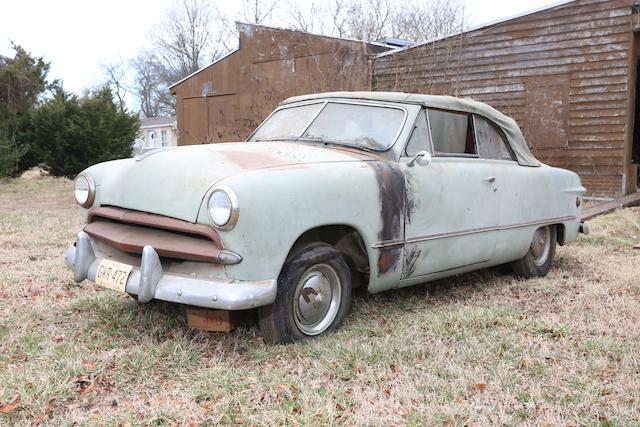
[64,231,277,310]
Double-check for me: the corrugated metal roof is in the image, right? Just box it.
[376,37,413,47]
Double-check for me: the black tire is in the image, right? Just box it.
[511,225,557,278]
[258,243,352,344]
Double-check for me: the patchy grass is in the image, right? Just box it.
[1,177,639,425]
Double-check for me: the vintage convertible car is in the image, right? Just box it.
[65,92,588,343]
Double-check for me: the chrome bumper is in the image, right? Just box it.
[579,221,590,235]
[64,231,277,310]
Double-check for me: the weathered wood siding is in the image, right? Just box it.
[172,24,387,146]
[372,0,637,197]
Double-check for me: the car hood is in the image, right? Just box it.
[94,141,373,222]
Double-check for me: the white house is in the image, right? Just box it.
[139,116,178,148]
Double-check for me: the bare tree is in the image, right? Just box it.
[285,0,353,37]
[150,0,229,79]
[130,50,175,118]
[344,0,393,42]
[286,0,327,33]
[330,0,349,37]
[391,0,466,42]
[132,0,234,117]
[284,0,465,44]
[101,61,129,112]
[240,0,278,25]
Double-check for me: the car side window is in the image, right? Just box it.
[404,110,431,157]
[428,109,476,156]
[474,115,514,161]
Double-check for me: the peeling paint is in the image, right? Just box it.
[402,246,421,278]
[404,174,420,225]
[371,161,406,275]
[218,149,286,170]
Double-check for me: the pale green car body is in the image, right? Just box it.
[65,92,586,315]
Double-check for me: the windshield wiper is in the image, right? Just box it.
[254,137,380,153]
[253,137,298,142]
[303,138,379,153]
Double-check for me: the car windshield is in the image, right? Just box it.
[249,101,405,151]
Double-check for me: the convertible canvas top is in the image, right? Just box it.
[282,91,541,167]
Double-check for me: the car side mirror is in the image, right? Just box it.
[408,150,432,167]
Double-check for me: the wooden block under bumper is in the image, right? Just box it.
[186,308,237,332]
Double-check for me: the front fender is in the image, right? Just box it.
[197,160,407,292]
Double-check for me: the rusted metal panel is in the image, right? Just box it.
[207,94,240,141]
[87,206,223,248]
[182,97,209,145]
[84,220,224,263]
[172,23,387,145]
[372,0,634,197]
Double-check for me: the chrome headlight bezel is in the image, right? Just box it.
[73,173,96,208]
[207,185,239,231]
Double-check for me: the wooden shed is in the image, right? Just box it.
[372,0,640,198]
[169,23,388,146]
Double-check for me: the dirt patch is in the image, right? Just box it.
[19,166,49,180]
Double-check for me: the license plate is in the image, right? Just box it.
[95,259,133,293]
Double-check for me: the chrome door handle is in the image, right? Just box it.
[484,176,496,183]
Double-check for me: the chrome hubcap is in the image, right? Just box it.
[531,226,551,267]
[293,264,341,336]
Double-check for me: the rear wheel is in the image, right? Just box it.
[258,243,352,344]
[511,225,557,278]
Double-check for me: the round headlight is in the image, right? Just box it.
[207,187,239,230]
[74,173,95,208]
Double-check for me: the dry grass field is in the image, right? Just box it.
[0,177,639,426]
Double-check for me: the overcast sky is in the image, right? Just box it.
[0,0,562,96]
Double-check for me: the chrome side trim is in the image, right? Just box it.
[299,100,329,136]
[371,240,404,249]
[561,186,587,194]
[405,216,576,244]
[371,215,577,248]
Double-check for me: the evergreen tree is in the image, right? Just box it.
[28,86,138,177]
[0,44,50,176]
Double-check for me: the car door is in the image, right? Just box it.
[471,115,530,263]
[399,108,499,279]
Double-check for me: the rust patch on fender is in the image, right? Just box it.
[378,248,401,275]
[371,161,406,275]
[218,149,288,170]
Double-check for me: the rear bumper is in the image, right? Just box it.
[579,221,590,235]
[64,231,277,310]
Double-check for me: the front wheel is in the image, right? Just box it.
[511,225,557,278]
[258,243,352,344]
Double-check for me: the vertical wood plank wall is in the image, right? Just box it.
[372,0,635,197]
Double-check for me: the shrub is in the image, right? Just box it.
[25,86,138,177]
